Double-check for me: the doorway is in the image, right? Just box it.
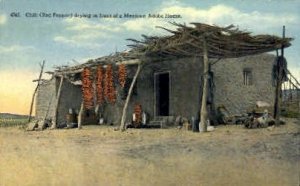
[155,72,170,116]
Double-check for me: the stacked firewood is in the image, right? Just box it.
[96,66,104,105]
[118,64,127,88]
[82,67,94,109]
[133,103,142,127]
[104,64,116,103]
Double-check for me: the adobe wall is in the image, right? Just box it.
[102,57,203,124]
[212,53,276,115]
[36,53,276,126]
[35,78,57,121]
[102,54,276,124]
[36,77,82,126]
[56,80,82,126]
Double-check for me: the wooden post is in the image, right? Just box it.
[200,39,208,132]
[274,72,282,126]
[51,76,64,129]
[28,60,45,122]
[95,104,100,117]
[274,26,285,126]
[78,102,84,129]
[120,63,143,131]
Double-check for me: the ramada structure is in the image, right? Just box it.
[35,22,293,131]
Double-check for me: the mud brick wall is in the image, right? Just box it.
[56,80,82,126]
[136,57,202,120]
[36,78,82,126]
[36,53,276,125]
[212,54,276,115]
[102,57,203,124]
[35,78,57,121]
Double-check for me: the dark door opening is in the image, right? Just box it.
[155,72,170,116]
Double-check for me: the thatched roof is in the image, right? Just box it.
[54,50,138,75]
[54,22,293,75]
[127,22,292,58]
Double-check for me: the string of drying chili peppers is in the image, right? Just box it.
[82,67,94,109]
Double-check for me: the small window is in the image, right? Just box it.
[243,69,253,86]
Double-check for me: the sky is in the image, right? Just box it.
[0,0,299,115]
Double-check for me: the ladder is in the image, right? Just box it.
[281,69,300,115]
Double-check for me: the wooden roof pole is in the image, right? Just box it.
[55,59,141,76]
[51,75,64,129]
[28,60,45,122]
[120,62,143,131]
[199,38,208,132]
[274,25,285,126]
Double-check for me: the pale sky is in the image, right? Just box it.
[0,0,299,115]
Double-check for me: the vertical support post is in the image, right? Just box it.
[120,63,142,131]
[78,102,84,129]
[200,38,208,132]
[95,104,100,117]
[274,70,282,126]
[274,25,285,126]
[28,60,45,122]
[282,26,285,57]
[51,75,64,129]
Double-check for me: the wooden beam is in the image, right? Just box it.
[55,59,141,75]
[28,60,45,122]
[51,75,64,129]
[115,59,141,66]
[200,38,209,132]
[119,63,143,131]
[274,26,285,126]
[32,79,46,82]
[274,61,282,126]
[45,71,54,74]
[78,102,84,129]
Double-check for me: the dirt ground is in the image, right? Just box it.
[0,118,299,186]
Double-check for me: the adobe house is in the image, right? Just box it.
[35,23,292,131]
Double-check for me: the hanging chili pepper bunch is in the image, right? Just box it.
[81,67,94,109]
[104,64,116,104]
[118,64,127,88]
[96,65,104,105]
[134,103,142,127]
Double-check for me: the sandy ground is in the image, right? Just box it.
[0,118,299,186]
